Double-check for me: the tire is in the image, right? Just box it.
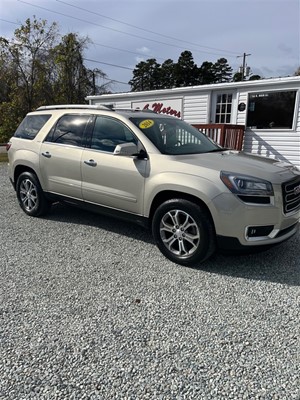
[152,199,216,266]
[16,172,50,217]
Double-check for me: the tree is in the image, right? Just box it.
[129,52,239,91]
[0,17,59,111]
[0,17,109,142]
[89,68,112,95]
[53,33,93,103]
[0,51,15,103]
[0,17,59,141]
[52,33,109,101]
[213,58,232,83]
[294,67,300,76]
[248,74,261,81]
[159,59,176,89]
[129,58,161,91]
[232,72,243,82]
[198,61,216,84]
[174,51,200,87]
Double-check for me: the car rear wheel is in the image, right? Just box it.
[16,172,50,217]
[152,199,216,266]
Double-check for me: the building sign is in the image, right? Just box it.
[132,98,182,118]
[238,102,246,112]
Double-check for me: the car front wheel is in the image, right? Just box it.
[152,199,216,266]
[16,172,50,217]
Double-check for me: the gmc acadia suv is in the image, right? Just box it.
[7,105,300,266]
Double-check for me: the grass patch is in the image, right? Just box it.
[0,153,8,163]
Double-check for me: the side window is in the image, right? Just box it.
[14,114,51,140]
[91,117,137,152]
[45,114,90,146]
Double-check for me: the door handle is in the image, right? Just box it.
[42,151,51,158]
[84,159,97,167]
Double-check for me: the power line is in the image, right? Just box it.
[56,0,240,56]
[0,18,197,63]
[0,34,131,86]
[0,24,157,61]
[0,38,149,73]
[0,18,183,63]
[83,58,133,71]
[97,77,129,86]
[91,42,165,62]
[17,0,240,58]
[0,19,20,26]
[2,6,241,89]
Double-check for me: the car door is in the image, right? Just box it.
[40,114,91,199]
[81,116,147,215]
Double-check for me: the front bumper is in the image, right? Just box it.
[216,221,299,251]
[210,191,300,248]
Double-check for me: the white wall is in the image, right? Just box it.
[238,83,300,168]
[183,93,211,124]
[88,77,300,168]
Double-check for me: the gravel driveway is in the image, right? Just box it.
[0,162,299,400]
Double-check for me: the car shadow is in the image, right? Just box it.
[203,244,300,287]
[46,202,300,287]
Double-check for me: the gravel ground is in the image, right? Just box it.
[0,162,299,400]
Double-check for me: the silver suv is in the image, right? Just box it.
[7,105,300,266]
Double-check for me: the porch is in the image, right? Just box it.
[192,124,245,151]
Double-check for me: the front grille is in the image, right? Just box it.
[282,177,300,214]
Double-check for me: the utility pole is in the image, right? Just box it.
[92,70,96,95]
[237,53,251,80]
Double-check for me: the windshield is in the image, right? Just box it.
[130,116,221,155]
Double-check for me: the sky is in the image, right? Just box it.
[0,0,299,93]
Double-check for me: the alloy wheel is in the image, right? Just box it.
[19,178,38,212]
[159,209,200,257]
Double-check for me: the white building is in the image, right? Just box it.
[87,76,300,168]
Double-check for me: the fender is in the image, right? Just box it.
[144,170,223,217]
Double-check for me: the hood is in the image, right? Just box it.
[172,150,300,183]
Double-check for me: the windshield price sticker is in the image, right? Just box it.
[139,119,154,129]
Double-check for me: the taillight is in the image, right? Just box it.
[6,142,11,151]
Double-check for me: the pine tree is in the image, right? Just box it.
[213,58,233,83]
[129,59,161,91]
[174,51,200,87]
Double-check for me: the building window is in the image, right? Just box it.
[215,93,232,123]
[247,90,297,129]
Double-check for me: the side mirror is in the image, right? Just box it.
[114,142,139,156]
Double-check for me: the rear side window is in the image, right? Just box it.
[45,114,90,147]
[14,114,51,140]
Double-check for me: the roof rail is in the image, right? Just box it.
[36,104,114,111]
[113,107,156,113]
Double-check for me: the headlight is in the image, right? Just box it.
[220,171,274,196]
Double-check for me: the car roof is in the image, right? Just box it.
[34,104,174,120]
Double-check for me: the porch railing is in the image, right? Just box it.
[192,124,245,151]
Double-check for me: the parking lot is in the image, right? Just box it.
[0,162,299,399]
